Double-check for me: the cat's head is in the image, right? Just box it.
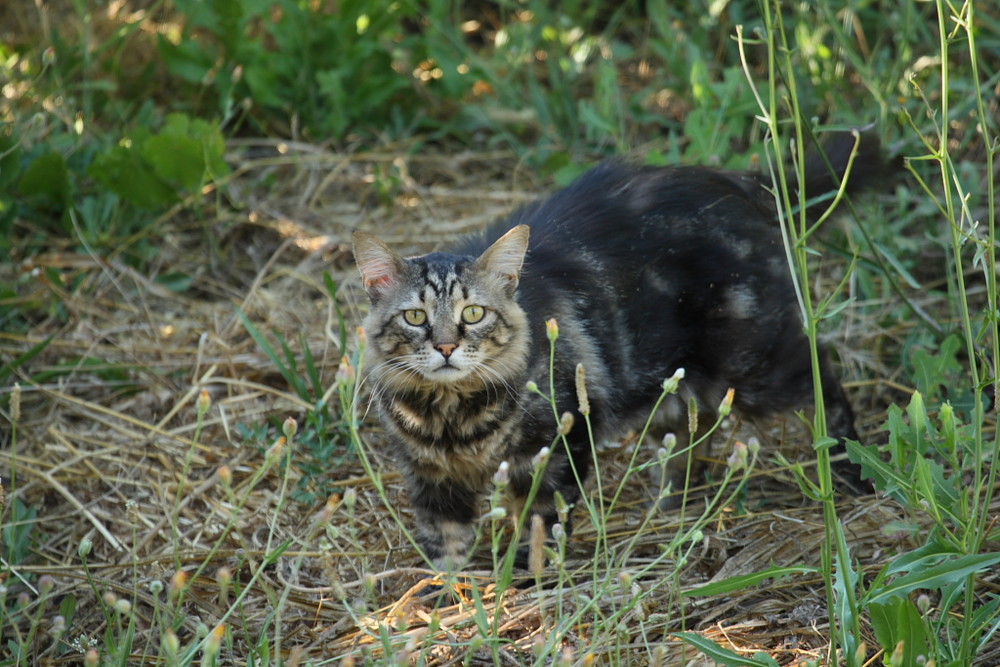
[353,225,531,390]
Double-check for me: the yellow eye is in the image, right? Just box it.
[403,309,426,326]
[461,305,485,324]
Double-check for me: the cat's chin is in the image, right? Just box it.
[426,365,471,382]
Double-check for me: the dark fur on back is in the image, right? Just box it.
[354,133,880,568]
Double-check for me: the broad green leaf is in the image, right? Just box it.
[683,565,817,597]
[89,145,176,209]
[674,632,780,666]
[143,133,206,190]
[868,598,930,665]
[867,552,1000,606]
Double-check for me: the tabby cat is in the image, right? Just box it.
[353,134,879,569]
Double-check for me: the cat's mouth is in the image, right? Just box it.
[430,360,467,378]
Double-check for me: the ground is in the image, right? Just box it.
[2,139,998,665]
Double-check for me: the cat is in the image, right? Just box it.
[353,132,880,570]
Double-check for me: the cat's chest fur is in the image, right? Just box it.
[383,383,526,479]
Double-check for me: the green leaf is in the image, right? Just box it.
[154,272,194,292]
[157,35,217,84]
[873,240,922,289]
[0,133,23,190]
[674,632,780,666]
[88,145,176,209]
[187,117,229,179]
[18,151,71,208]
[0,335,55,384]
[868,598,930,665]
[143,133,206,190]
[883,540,961,577]
[866,552,1000,606]
[59,594,78,624]
[683,565,817,597]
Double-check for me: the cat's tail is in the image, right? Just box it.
[795,128,891,219]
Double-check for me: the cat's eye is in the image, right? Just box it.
[403,309,427,326]
[461,305,486,324]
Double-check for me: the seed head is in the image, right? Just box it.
[545,318,559,342]
[203,623,226,662]
[662,368,685,394]
[78,537,93,559]
[282,416,298,440]
[84,649,99,667]
[216,465,232,487]
[852,642,867,667]
[483,506,507,521]
[718,387,736,418]
[266,436,287,462]
[727,440,749,471]
[528,514,546,575]
[49,615,66,638]
[336,355,356,384]
[216,566,232,591]
[163,630,180,657]
[492,461,510,488]
[557,411,575,436]
[196,389,212,416]
[687,397,699,434]
[890,641,904,667]
[554,490,569,522]
[343,487,358,510]
[575,363,590,415]
[168,569,189,602]
[531,447,551,470]
[356,326,368,346]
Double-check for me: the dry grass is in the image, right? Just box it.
[2,142,998,665]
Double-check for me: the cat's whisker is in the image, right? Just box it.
[471,358,530,412]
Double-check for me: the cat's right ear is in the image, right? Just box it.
[353,231,405,302]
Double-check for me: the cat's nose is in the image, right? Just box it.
[436,342,457,358]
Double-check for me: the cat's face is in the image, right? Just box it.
[354,226,531,391]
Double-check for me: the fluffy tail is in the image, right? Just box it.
[797,129,889,218]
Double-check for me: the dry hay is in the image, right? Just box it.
[2,140,998,665]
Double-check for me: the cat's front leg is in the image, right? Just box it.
[407,473,480,570]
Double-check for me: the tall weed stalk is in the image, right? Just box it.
[736,2,1000,665]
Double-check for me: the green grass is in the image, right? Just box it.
[1,0,999,664]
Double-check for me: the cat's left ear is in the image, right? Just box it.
[353,230,405,302]
[476,224,530,293]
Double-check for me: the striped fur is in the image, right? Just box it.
[354,134,878,569]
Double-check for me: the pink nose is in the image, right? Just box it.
[436,342,457,358]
